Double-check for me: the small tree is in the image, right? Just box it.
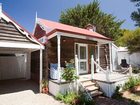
[116,28,140,53]
[131,0,140,26]
[62,59,78,92]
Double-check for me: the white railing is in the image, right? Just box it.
[129,65,132,76]
[75,55,79,94]
[91,55,94,80]
[91,55,111,82]
[75,54,92,99]
[121,65,133,77]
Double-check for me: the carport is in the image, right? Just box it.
[0,5,44,94]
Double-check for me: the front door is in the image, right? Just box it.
[77,44,88,74]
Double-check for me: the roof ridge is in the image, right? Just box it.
[37,18,112,41]
[38,18,95,32]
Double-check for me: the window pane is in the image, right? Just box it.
[80,62,86,71]
[80,46,86,59]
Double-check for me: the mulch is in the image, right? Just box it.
[94,96,140,105]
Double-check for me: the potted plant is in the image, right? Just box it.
[62,59,79,92]
[41,79,48,94]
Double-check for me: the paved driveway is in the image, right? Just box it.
[0,79,65,105]
[0,90,65,105]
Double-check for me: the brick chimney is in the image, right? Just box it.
[85,24,96,32]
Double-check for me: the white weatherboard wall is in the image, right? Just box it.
[129,53,140,66]
[97,78,128,97]
[118,47,140,67]
[49,81,76,96]
[111,45,140,71]
[0,53,30,80]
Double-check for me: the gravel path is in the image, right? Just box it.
[0,90,65,105]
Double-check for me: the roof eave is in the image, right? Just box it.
[46,29,112,42]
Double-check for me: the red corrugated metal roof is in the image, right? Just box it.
[38,18,112,41]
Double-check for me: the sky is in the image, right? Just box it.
[0,0,137,33]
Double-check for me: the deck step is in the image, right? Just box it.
[82,80,95,87]
[85,85,99,92]
[80,79,103,99]
[90,90,103,97]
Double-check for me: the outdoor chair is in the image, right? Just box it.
[120,59,129,72]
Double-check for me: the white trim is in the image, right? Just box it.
[57,32,111,44]
[0,41,41,50]
[57,34,61,82]
[76,43,88,74]
[96,44,100,72]
[48,33,57,40]
[109,43,113,72]
[36,18,55,34]
[0,11,44,49]
[39,48,43,92]
[32,12,38,36]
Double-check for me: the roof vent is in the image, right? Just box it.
[85,24,96,32]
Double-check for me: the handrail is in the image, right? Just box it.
[91,55,110,82]
[121,67,129,74]
[92,58,107,73]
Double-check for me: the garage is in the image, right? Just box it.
[0,9,44,94]
[0,53,27,80]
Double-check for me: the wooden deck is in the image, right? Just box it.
[79,72,130,83]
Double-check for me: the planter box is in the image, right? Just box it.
[49,80,76,96]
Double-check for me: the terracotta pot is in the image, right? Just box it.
[42,87,49,94]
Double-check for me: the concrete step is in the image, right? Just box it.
[90,90,103,97]
[82,80,95,87]
[85,85,99,92]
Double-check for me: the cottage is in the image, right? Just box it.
[33,18,131,97]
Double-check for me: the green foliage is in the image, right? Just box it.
[116,28,140,53]
[59,1,124,40]
[131,0,140,26]
[55,92,64,100]
[132,67,140,73]
[56,92,95,105]
[41,79,48,88]
[56,92,79,105]
[62,67,78,82]
[77,92,95,105]
[112,86,122,99]
[62,60,78,82]
[122,77,140,91]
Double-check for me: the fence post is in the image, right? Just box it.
[129,65,132,77]
[106,66,110,82]
[91,55,94,80]
[75,55,79,94]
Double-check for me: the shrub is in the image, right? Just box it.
[132,67,140,74]
[112,86,122,99]
[122,77,140,91]
[62,60,78,83]
[56,92,78,105]
[77,92,95,105]
[62,67,78,82]
[56,91,95,105]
